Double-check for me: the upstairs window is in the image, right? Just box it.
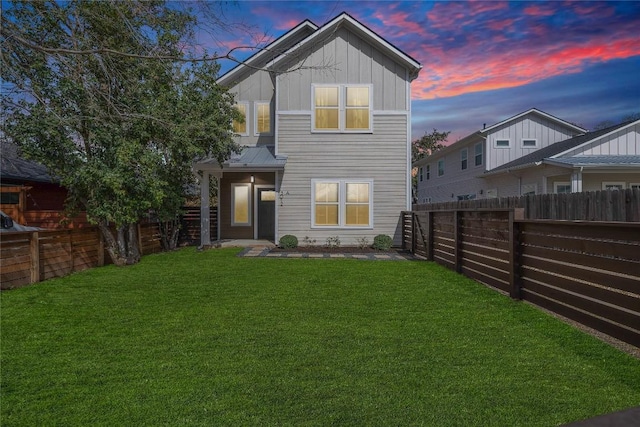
[522,138,537,148]
[313,85,372,133]
[437,159,445,177]
[495,139,510,148]
[460,148,468,170]
[419,167,423,182]
[426,164,430,180]
[255,102,272,135]
[474,142,483,166]
[233,103,249,136]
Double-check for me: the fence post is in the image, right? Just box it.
[411,212,417,254]
[427,211,434,261]
[508,210,522,299]
[454,210,462,273]
[29,231,40,284]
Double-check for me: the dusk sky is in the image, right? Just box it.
[204,0,640,143]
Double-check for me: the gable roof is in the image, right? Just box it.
[0,143,55,183]
[484,120,637,175]
[413,131,484,167]
[480,108,586,134]
[217,19,318,86]
[219,12,422,85]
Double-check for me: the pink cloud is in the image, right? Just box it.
[523,5,556,17]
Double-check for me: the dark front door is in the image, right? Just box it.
[257,188,276,240]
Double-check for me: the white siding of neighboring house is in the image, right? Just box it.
[485,114,583,170]
[415,137,485,203]
[277,113,409,245]
[560,122,640,156]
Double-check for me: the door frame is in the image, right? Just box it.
[253,184,276,240]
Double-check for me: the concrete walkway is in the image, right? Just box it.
[237,247,414,260]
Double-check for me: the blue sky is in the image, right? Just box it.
[202,0,640,143]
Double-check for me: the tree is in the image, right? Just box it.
[412,128,450,163]
[1,1,240,265]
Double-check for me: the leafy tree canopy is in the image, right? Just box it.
[412,128,450,163]
[1,1,241,265]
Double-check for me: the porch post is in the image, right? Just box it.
[571,170,583,193]
[200,170,211,247]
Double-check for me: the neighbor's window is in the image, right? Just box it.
[495,139,510,148]
[233,103,249,135]
[313,85,371,132]
[630,183,640,190]
[522,183,537,195]
[554,182,571,194]
[474,142,483,166]
[419,167,423,182]
[522,138,537,148]
[255,102,271,135]
[312,180,373,228]
[460,148,468,170]
[602,182,625,191]
[426,164,430,180]
[438,159,445,176]
[232,183,251,225]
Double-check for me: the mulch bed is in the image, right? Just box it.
[269,246,405,255]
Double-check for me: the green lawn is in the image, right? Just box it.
[1,247,639,426]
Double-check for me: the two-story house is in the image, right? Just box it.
[193,12,421,246]
[413,108,587,203]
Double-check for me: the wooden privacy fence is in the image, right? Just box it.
[402,209,640,348]
[414,189,640,222]
[1,223,162,290]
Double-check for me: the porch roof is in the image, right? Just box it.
[545,155,640,168]
[194,146,287,174]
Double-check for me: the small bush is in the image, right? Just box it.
[356,237,370,249]
[302,236,316,247]
[325,236,340,248]
[372,234,393,251]
[279,235,298,249]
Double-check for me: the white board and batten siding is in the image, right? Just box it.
[229,69,275,147]
[486,114,582,170]
[561,122,640,156]
[274,26,413,245]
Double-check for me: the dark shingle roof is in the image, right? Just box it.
[0,143,55,183]
[487,121,635,174]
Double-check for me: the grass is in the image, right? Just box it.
[1,247,639,426]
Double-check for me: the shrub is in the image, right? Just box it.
[372,234,393,251]
[302,236,316,247]
[279,235,298,249]
[356,237,370,249]
[325,236,340,248]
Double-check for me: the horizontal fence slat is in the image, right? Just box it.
[521,232,639,262]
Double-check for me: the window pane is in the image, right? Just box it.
[315,205,339,225]
[315,182,339,203]
[260,190,276,201]
[346,87,369,107]
[346,183,369,203]
[346,205,369,226]
[257,103,270,133]
[345,109,369,129]
[315,87,338,107]
[233,104,246,134]
[315,109,339,129]
[233,185,250,223]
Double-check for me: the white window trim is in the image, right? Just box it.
[231,183,252,226]
[437,159,445,177]
[554,182,571,194]
[233,102,250,136]
[311,179,374,229]
[602,182,626,190]
[522,138,538,148]
[460,148,468,170]
[311,84,373,134]
[474,142,483,167]
[254,101,273,136]
[495,138,511,148]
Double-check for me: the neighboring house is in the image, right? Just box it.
[413,108,587,203]
[0,142,69,225]
[194,12,422,245]
[483,119,640,194]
